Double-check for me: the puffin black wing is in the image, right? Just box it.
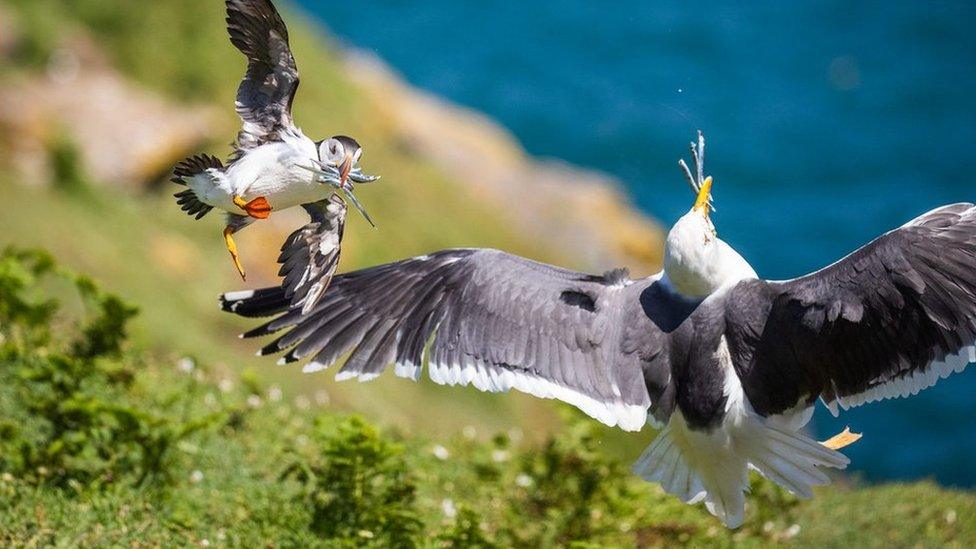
[225,0,300,151]
[725,203,976,417]
[278,196,346,315]
[222,249,672,431]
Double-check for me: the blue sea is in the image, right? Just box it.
[299,0,976,486]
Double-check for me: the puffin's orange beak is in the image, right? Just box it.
[338,152,354,189]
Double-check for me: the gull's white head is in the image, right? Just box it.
[664,176,725,298]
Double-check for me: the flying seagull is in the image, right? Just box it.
[221,133,976,528]
[171,0,377,280]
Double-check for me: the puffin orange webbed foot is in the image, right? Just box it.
[233,195,272,219]
[223,225,247,281]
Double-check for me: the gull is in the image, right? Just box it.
[221,133,976,528]
[171,0,377,280]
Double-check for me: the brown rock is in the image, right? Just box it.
[0,35,218,189]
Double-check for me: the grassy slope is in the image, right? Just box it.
[1,0,974,544]
[1,270,973,546]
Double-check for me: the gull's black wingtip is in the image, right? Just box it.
[218,287,291,318]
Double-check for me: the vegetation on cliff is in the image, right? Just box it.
[2,249,974,546]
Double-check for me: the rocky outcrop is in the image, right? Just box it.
[0,35,218,189]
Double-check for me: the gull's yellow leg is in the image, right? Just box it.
[224,226,246,281]
[820,426,862,450]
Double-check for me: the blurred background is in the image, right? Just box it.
[1,0,974,493]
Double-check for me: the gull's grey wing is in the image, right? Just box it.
[278,196,346,315]
[225,0,299,151]
[222,249,672,431]
[724,203,976,417]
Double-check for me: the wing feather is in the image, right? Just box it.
[225,0,300,150]
[223,249,668,430]
[275,197,346,315]
[725,203,976,416]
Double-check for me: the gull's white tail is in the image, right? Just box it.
[633,415,849,528]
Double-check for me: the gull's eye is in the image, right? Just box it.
[319,139,344,165]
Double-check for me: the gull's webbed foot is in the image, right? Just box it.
[223,226,247,281]
[820,426,862,450]
[233,195,272,219]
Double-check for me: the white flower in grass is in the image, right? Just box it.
[294,395,311,410]
[784,524,801,539]
[432,445,450,460]
[314,389,330,406]
[462,426,477,440]
[268,385,283,402]
[218,379,234,393]
[177,357,195,374]
[246,395,262,408]
[190,470,204,484]
[441,498,457,519]
[515,474,533,488]
[491,450,509,463]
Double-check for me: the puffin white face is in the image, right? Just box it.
[318,135,364,188]
[303,135,379,227]
[319,138,344,165]
[664,177,724,298]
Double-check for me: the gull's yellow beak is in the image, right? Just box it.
[692,176,713,216]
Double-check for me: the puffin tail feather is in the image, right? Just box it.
[172,154,223,220]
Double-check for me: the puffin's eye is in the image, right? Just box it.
[320,139,344,164]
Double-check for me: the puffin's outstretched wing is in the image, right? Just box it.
[725,203,976,417]
[277,196,346,315]
[225,0,300,151]
[222,249,672,431]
